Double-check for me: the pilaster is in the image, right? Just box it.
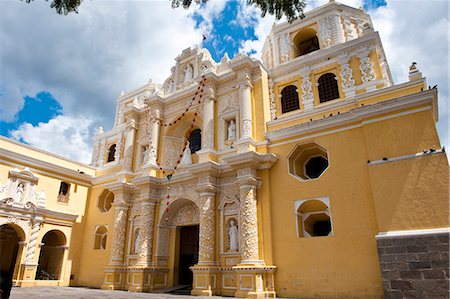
[299,68,314,110]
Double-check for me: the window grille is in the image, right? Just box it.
[318,73,340,103]
[281,85,300,113]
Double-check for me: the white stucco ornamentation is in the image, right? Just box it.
[340,63,355,89]
[331,14,345,45]
[156,226,170,258]
[0,169,45,209]
[110,205,129,265]
[198,194,215,264]
[301,75,314,110]
[269,79,277,120]
[25,219,41,263]
[241,120,252,139]
[342,16,356,41]
[278,33,290,64]
[137,202,155,266]
[360,56,376,83]
[239,185,259,262]
[172,204,199,226]
[319,16,333,48]
[0,216,30,239]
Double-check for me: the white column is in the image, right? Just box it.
[109,204,129,266]
[137,202,155,266]
[331,14,345,45]
[123,121,137,170]
[202,93,215,150]
[239,79,253,140]
[149,106,161,166]
[198,191,216,265]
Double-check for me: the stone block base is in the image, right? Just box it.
[101,266,169,292]
[18,264,37,282]
[191,265,219,296]
[376,229,449,298]
[232,265,276,298]
[101,267,126,290]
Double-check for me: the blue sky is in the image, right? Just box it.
[1,0,447,163]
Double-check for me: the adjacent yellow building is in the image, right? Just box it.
[1,1,448,298]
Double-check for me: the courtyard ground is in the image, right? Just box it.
[9,286,227,299]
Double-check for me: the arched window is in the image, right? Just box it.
[94,226,108,250]
[318,73,340,103]
[281,85,300,113]
[189,129,202,153]
[293,28,320,57]
[107,144,116,162]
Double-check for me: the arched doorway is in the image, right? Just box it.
[36,230,66,280]
[155,198,200,290]
[0,224,24,287]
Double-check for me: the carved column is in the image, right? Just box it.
[149,105,162,166]
[198,191,216,265]
[233,168,276,299]
[137,202,155,266]
[238,75,253,140]
[191,177,218,296]
[109,203,129,266]
[25,218,41,264]
[239,183,260,264]
[300,69,314,110]
[331,14,345,45]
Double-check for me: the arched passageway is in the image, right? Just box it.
[36,230,66,280]
[0,224,25,297]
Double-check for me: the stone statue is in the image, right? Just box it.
[181,141,192,165]
[16,182,25,203]
[228,220,239,251]
[168,80,175,93]
[227,120,236,140]
[184,64,193,82]
[134,228,140,254]
[142,146,149,164]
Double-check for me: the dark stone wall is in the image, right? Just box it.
[377,232,449,298]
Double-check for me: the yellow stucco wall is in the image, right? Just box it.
[76,186,115,287]
[264,105,448,297]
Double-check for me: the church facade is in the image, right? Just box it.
[1,1,448,298]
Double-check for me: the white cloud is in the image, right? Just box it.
[0,85,24,122]
[10,115,94,163]
[1,0,206,163]
[0,0,203,125]
[369,0,449,149]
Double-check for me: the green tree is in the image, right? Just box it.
[24,0,307,21]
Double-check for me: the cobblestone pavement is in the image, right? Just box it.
[9,287,225,299]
